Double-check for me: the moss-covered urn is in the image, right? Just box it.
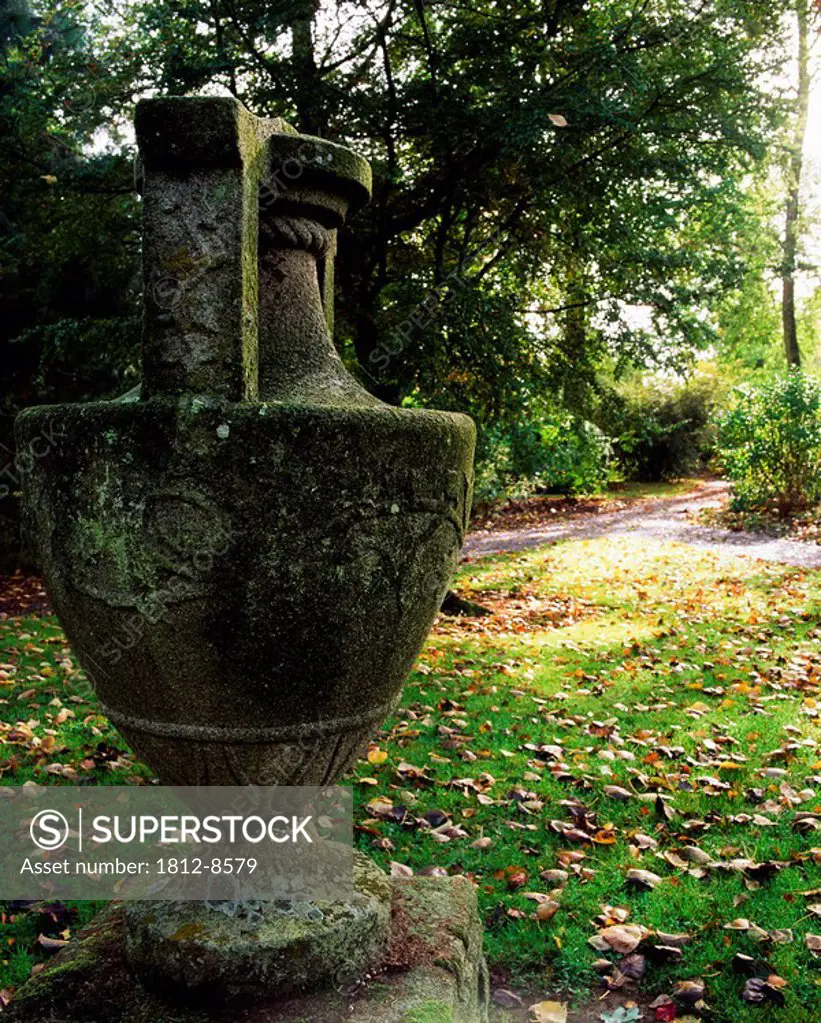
[16,97,474,786]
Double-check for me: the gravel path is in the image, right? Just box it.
[463,479,821,569]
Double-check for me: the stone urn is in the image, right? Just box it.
[16,96,475,788]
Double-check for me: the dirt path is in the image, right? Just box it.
[464,479,821,568]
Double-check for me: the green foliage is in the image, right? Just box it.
[717,370,821,511]
[474,410,612,505]
[801,287,821,373]
[717,267,784,374]
[117,0,789,409]
[606,371,724,482]
[713,172,800,377]
[0,0,141,563]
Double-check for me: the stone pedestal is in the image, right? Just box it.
[124,854,392,1002]
[7,875,490,1023]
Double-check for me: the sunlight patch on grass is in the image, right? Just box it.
[530,614,658,652]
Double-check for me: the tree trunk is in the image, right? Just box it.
[561,248,590,409]
[290,1,320,136]
[781,0,810,368]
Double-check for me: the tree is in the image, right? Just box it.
[116,0,788,417]
[781,0,814,366]
[0,0,140,565]
[0,0,803,564]
[716,172,784,373]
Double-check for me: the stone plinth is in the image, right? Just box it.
[6,876,490,1023]
[124,854,392,1002]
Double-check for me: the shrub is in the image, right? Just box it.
[717,370,821,513]
[474,412,612,506]
[608,372,723,482]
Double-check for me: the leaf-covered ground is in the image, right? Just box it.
[2,535,821,1020]
[357,538,821,1021]
[700,501,821,546]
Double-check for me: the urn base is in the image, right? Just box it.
[6,869,490,1023]
[124,853,391,1003]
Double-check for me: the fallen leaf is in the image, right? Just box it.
[742,977,786,1005]
[674,978,705,1005]
[389,861,414,878]
[36,934,69,953]
[493,988,524,1008]
[535,899,561,921]
[599,924,647,954]
[601,1008,642,1023]
[626,868,662,890]
[530,1000,567,1023]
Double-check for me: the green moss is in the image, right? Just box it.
[18,946,96,994]
[74,517,131,574]
[10,914,115,1007]
[401,1001,454,1023]
[168,923,206,942]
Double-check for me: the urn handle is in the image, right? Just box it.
[135,97,372,405]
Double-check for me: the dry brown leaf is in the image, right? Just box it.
[535,900,561,921]
[599,923,647,954]
[724,918,751,930]
[626,868,662,890]
[389,861,414,878]
[529,1000,567,1023]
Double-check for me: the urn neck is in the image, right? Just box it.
[259,216,377,406]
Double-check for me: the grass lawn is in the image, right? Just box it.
[2,534,821,1019]
[605,478,703,500]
